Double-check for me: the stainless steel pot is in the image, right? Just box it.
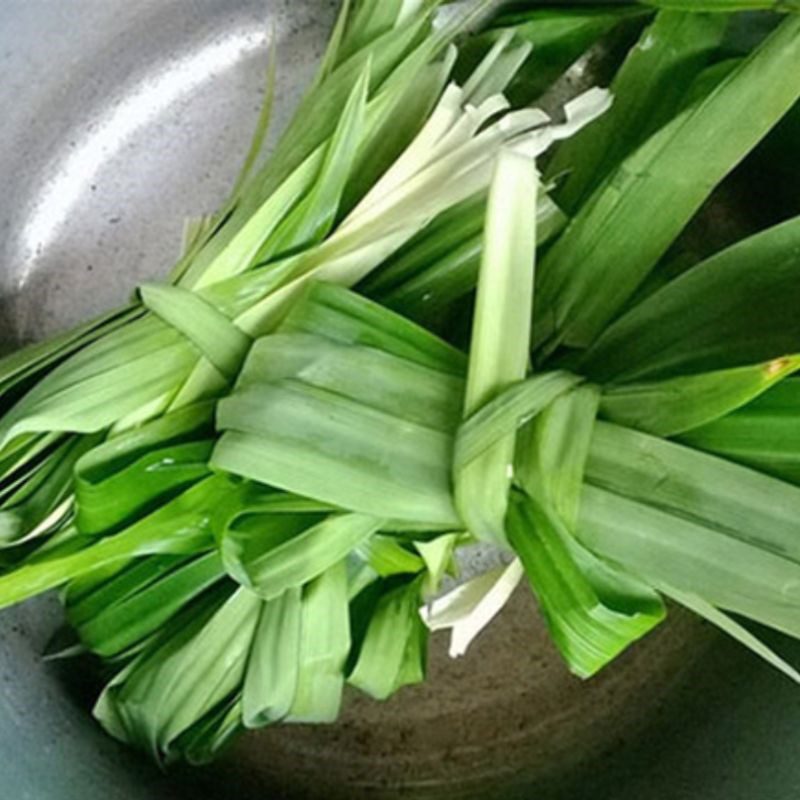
[1,3,799,798]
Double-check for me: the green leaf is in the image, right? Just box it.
[0,475,228,609]
[461,29,533,106]
[0,306,142,402]
[507,492,664,679]
[214,291,463,526]
[586,422,800,566]
[75,402,214,536]
[336,0,428,64]
[94,585,259,760]
[455,150,540,546]
[360,193,487,297]
[68,551,225,659]
[178,696,243,766]
[600,357,800,437]
[680,378,800,484]
[230,82,607,337]
[547,11,729,214]
[0,434,97,549]
[256,63,370,260]
[286,561,351,723]
[243,587,302,727]
[415,532,459,594]
[339,48,457,215]
[455,372,583,471]
[577,483,800,639]
[583,215,800,382]
[516,383,600,530]
[368,192,567,326]
[214,380,458,526]
[139,284,251,382]
[0,316,198,451]
[357,534,426,577]
[177,10,437,290]
[281,282,466,375]
[460,6,644,108]
[235,333,464,431]
[66,554,187,623]
[535,15,800,352]
[348,575,427,699]
[220,510,383,601]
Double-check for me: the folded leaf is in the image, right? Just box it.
[68,551,225,659]
[94,585,258,760]
[220,510,383,601]
[516,383,600,530]
[75,402,214,536]
[455,372,583,470]
[508,492,664,679]
[455,150,539,546]
[0,475,229,609]
[282,282,466,375]
[349,576,428,699]
[286,561,351,723]
[243,588,302,727]
[215,381,458,525]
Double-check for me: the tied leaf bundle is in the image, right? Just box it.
[0,0,799,765]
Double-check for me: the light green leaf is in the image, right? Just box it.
[236,333,464,431]
[243,587,302,727]
[587,422,800,565]
[94,585,259,759]
[281,281,466,375]
[369,191,567,326]
[349,576,427,699]
[221,511,383,601]
[455,150,539,546]
[139,284,251,382]
[257,63,370,260]
[455,372,583,470]
[577,484,800,639]
[286,561,351,723]
[0,316,198,450]
[214,381,458,526]
[357,535,426,577]
[516,383,600,530]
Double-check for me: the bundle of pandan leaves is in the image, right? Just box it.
[0,0,799,764]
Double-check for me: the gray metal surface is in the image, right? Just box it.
[1,3,799,799]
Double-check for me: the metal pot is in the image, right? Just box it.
[1,3,799,798]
